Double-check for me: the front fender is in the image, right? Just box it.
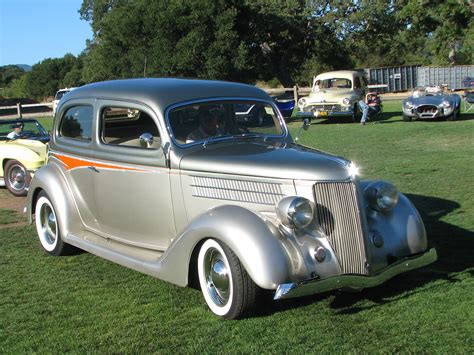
[360,181,428,273]
[159,205,291,290]
[26,163,81,238]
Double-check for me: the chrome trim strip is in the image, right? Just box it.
[274,248,437,299]
[191,175,284,205]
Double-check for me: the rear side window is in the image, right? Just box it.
[100,107,161,149]
[59,106,93,141]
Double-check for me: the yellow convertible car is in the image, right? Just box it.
[0,119,49,196]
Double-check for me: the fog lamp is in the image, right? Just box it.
[277,196,315,229]
[364,181,399,212]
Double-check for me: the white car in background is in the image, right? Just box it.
[297,70,367,121]
[52,88,76,114]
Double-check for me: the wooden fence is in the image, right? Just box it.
[0,102,53,118]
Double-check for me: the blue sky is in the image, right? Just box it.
[0,0,92,66]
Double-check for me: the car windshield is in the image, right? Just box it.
[168,100,285,146]
[412,87,444,98]
[55,90,69,100]
[0,121,48,141]
[314,78,352,90]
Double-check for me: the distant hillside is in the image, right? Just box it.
[16,64,32,71]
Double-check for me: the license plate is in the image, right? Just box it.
[316,111,328,116]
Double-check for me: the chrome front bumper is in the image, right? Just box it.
[296,110,352,118]
[274,248,437,300]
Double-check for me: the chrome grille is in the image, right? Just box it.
[305,104,343,112]
[313,181,368,275]
[417,105,439,118]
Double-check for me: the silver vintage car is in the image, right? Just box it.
[402,86,461,121]
[26,78,436,319]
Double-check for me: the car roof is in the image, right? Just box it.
[63,78,270,112]
[315,70,362,80]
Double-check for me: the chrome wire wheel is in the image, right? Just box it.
[198,239,233,316]
[4,160,31,196]
[35,195,59,252]
[8,164,27,191]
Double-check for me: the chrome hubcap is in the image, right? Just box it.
[40,204,57,246]
[204,248,230,306]
[9,165,26,191]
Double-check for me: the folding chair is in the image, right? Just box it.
[463,91,474,113]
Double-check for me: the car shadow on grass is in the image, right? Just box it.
[254,194,473,317]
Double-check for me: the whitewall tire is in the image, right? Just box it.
[197,239,258,319]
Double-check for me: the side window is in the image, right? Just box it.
[59,106,93,141]
[100,107,161,149]
[354,77,361,89]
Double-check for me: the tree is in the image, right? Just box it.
[2,74,29,98]
[0,65,26,89]
[79,0,352,86]
[26,54,80,100]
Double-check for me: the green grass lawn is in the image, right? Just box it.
[1,103,473,352]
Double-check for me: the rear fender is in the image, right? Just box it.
[26,163,81,238]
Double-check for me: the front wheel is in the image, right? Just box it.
[352,104,361,122]
[197,239,258,319]
[35,191,74,256]
[447,107,459,121]
[4,160,31,196]
[403,114,412,122]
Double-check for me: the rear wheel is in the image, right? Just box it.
[4,160,31,196]
[35,191,74,256]
[197,239,258,319]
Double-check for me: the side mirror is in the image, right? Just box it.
[139,132,154,148]
[295,118,311,143]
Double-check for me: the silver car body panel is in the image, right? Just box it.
[26,78,435,297]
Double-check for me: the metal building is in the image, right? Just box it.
[416,65,474,90]
[364,65,420,93]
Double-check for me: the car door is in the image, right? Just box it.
[90,101,176,251]
[52,101,101,231]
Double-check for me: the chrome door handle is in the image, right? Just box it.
[88,166,99,173]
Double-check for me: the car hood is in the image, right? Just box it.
[410,96,445,105]
[179,141,351,181]
[307,88,354,103]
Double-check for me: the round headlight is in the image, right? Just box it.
[342,98,351,105]
[277,196,315,229]
[405,101,413,109]
[298,98,306,108]
[441,100,450,108]
[364,181,399,212]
